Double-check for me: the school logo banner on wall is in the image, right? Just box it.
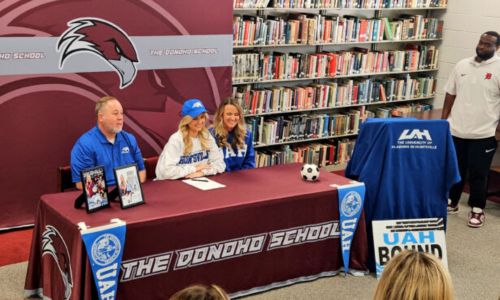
[0,0,232,229]
[337,183,365,275]
[79,219,126,300]
[57,17,140,89]
[372,218,447,278]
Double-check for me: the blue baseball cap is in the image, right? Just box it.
[181,98,207,118]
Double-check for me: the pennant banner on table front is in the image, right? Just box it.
[338,183,365,275]
[80,219,126,300]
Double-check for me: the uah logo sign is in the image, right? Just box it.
[341,191,362,217]
[57,17,139,89]
[392,128,437,150]
[338,183,365,275]
[91,233,122,266]
[398,129,432,141]
[372,218,447,278]
[80,219,126,300]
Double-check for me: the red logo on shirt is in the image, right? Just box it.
[485,73,492,80]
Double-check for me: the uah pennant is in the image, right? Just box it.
[80,219,126,300]
[337,183,365,275]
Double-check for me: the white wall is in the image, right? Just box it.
[434,0,500,108]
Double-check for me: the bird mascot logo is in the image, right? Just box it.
[41,225,73,300]
[57,17,139,88]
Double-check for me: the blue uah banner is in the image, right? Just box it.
[337,183,365,275]
[79,219,126,300]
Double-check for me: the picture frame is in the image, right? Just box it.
[114,164,145,209]
[80,166,110,213]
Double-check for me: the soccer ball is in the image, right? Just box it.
[301,164,320,182]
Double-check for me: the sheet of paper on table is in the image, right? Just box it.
[182,177,226,191]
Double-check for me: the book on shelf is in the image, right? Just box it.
[246,111,361,146]
[251,99,432,167]
[232,46,439,82]
[382,17,393,40]
[391,102,433,116]
[233,14,443,47]
[233,2,444,170]
[234,0,447,9]
[233,74,436,115]
[375,107,391,118]
[254,137,355,168]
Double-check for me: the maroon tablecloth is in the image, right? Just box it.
[25,163,368,299]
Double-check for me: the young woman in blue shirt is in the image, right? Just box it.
[210,98,255,171]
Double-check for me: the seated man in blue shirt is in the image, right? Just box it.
[71,96,146,189]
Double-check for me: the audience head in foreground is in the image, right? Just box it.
[169,284,230,300]
[373,250,454,300]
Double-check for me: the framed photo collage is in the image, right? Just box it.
[80,164,144,213]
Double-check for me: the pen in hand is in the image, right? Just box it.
[190,178,208,182]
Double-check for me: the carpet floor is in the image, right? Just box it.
[0,229,32,267]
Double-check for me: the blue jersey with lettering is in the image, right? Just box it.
[71,126,145,186]
[209,128,255,172]
[346,118,460,223]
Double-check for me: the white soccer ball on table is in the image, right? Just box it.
[300,164,320,182]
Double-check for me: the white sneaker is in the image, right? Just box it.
[468,210,485,228]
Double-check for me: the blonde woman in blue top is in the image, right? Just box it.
[209,98,255,171]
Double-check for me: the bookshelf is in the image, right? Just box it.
[246,95,434,117]
[232,0,447,169]
[233,69,439,84]
[234,38,441,49]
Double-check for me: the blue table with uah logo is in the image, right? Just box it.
[345,118,460,269]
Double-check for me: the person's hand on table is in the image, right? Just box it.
[185,171,204,178]
[195,163,209,172]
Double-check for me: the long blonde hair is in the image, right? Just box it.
[213,98,247,149]
[179,114,210,155]
[373,250,454,300]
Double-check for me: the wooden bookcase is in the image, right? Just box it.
[232,0,447,169]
